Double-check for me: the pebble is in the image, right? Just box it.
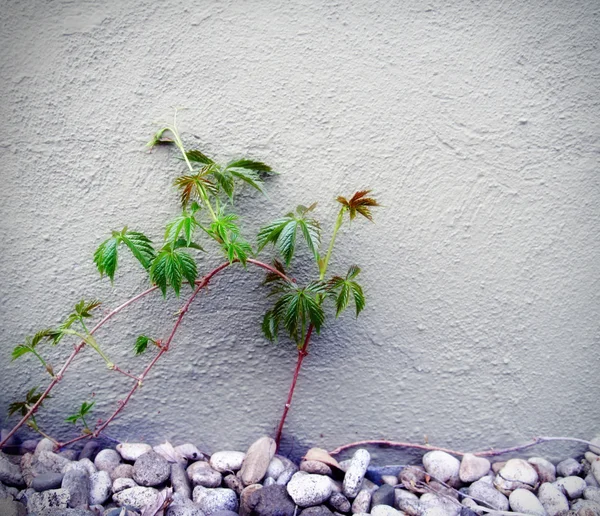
[538,482,569,516]
[589,436,600,455]
[94,449,121,473]
[171,462,192,498]
[329,492,351,512]
[287,471,333,507]
[469,477,510,511]
[210,451,246,473]
[351,489,372,513]
[300,505,333,515]
[591,459,600,484]
[113,477,137,493]
[239,436,276,486]
[111,463,135,481]
[0,451,25,487]
[556,457,583,477]
[239,484,265,515]
[0,496,26,516]
[571,498,600,514]
[175,443,206,461]
[35,450,71,475]
[166,492,205,516]
[300,460,333,476]
[555,475,587,498]
[77,440,99,461]
[371,483,395,506]
[224,473,244,495]
[420,492,461,516]
[32,472,64,491]
[193,486,239,514]
[89,470,112,505]
[343,449,370,498]
[494,459,539,494]
[117,442,153,462]
[112,485,159,509]
[133,451,170,487]
[422,451,460,483]
[27,488,70,513]
[370,506,403,516]
[61,468,89,508]
[584,485,600,503]
[276,456,299,486]
[459,453,491,483]
[34,438,55,456]
[266,456,285,480]
[187,460,223,487]
[508,488,545,516]
[527,457,556,483]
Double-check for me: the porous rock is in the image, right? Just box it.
[89,470,112,505]
[538,482,569,516]
[116,443,153,462]
[94,449,121,473]
[210,451,246,473]
[0,452,25,487]
[469,477,509,511]
[193,486,239,514]
[133,451,170,487]
[27,488,70,513]
[186,460,222,488]
[287,471,333,507]
[61,468,89,509]
[342,449,370,499]
[112,485,159,509]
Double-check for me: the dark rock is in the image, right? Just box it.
[248,484,295,516]
[0,496,27,516]
[78,441,100,462]
[33,509,96,516]
[556,458,584,478]
[0,429,21,455]
[133,451,170,487]
[328,492,351,513]
[32,472,64,492]
[104,506,141,516]
[0,452,25,487]
[371,484,395,506]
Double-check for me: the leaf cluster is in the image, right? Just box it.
[65,401,95,429]
[8,387,50,418]
[336,190,380,221]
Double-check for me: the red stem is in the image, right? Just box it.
[275,324,314,449]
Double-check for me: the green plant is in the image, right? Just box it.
[0,113,378,451]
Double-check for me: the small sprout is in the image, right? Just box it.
[134,335,159,355]
[65,401,95,431]
[336,190,380,221]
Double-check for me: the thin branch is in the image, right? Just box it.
[329,436,594,458]
[111,365,141,382]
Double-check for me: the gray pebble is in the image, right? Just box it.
[172,462,192,499]
[422,451,460,484]
[585,471,600,487]
[300,460,333,476]
[223,473,244,495]
[113,477,138,493]
[528,457,556,484]
[342,449,370,499]
[494,459,539,494]
[35,450,72,475]
[27,488,70,513]
[591,460,600,485]
[193,486,239,514]
[59,449,80,461]
[111,463,135,481]
[328,491,351,512]
[175,444,206,462]
[34,439,56,456]
[584,485,600,503]
[276,456,299,486]
[112,486,159,509]
[266,456,285,481]
[89,470,112,505]
[166,492,205,516]
[351,489,372,513]
[262,476,276,486]
[0,496,26,516]
[20,439,39,456]
[187,461,222,488]
[538,482,569,516]
[370,505,403,516]
[0,451,25,487]
[459,453,491,483]
[77,440,99,461]
[133,451,170,487]
[571,498,600,515]
[468,477,509,511]
[287,471,332,507]
[32,472,64,492]
[589,436,600,455]
[247,483,295,516]
[556,458,583,478]
[61,468,89,509]
[555,475,587,498]
[94,449,121,473]
[508,488,545,516]
[117,443,153,462]
[300,505,333,515]
[371,483,395,507]
[210,451,246,473]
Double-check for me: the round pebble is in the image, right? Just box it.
[422,450,460,483]
[116,443,153,462]
[210,450,246,473]
[132,451,170,487]
[287,471,332,507]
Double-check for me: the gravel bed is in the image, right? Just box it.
[0,431,599,516]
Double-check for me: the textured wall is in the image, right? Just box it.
[1,0,598,461]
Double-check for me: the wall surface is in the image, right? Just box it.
[1,0,598,461]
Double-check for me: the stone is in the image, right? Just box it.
[589,436,600,455]
[494,459,539,494]
[187,461,222,488]
[223,473,244,495]
[538,482,569,516]
[276,457,300,487]
[381,475,398,486]
[371,483,395,507]
[370,505,403,516]
[21,453,34,487]
[32,472,64,491]
[77,440,99,461]
[239,483,263,516]
[266,457,285,481]
[342,449,370,499]
[420,492,461,516]
[328,491,351,512]
[59,449,80,461]
[491,461,506,474]
[287,471,332,507]
[459,453,491,483]
[172,462,192,499]
[585,452,599,464]
[555,475,587,498]
[0,452,25,487]
[94,449,121,473]
[240,436,276,486]
[262,476,276,487]
[35,450,72,476]
[585,472,600,487]
[571,498,600,515]
[19,439,39,455]
[0,429,21,455]
[423,451,461,484]
[175,444,206,462]
[0,497,26,516]
[27,488,70,513]
[556,458,583,478]
[528,457,556,484]
[89,470,112,505]
[394,488,419,512]
[508,488,545,515]
[111,463,135,481]
[31,509,96,516]
[584,486,600,503]
[34,439,56,456]
[591,460,600,485]
[300,506,333,515]
[166,492,205,516]
[399,465,427,492]
[112,486,159,509]
[468,477,509,511]
[300,460,333,476]
[63,458,97,478]
[116,443,153,462]
[210,451,246,474]
[105,507,142,516]
[113,477,138,493]
[351,489,372,513]
[133,451,170,487]
[61,468,89,508]
[193,486,239,514]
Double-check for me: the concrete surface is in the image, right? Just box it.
[0,0,598,461]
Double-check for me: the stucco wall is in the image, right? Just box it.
[1,0,598,460]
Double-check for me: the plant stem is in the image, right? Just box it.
[327,436,595,458]
[319,208,344,280]
[275,323,314,449]
[30,349,53,377]
[0,285,159,450]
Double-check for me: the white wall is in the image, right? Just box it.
[1,0,598,459]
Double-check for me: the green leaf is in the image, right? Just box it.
[174,174,217,207]
[80,401,95,416]
[212,169,235,199]
[121,231,156,270]
[228,168,264,194]
[74,299,102,318]
[223,234,253,266]
[209,212,240,243]
[11,344,33,361]
[165,213,199,246]
[150,247,198,296]
[94,235,119,281]
[8,400,28,417]
[261,310,279,342]
[147,128,172,148]
[186,150,214,165]
[227,159,273,173]
[134,335,154,355]
[327,266,366,317]
[94,229,156,281]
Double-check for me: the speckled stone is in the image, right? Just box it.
[113,477,138,493]
[112,486,159,509]
[459,453,491,483]
[555,475,587,498]
[117,443,153,462]
[328,491,351,512]
[110,463,135,481]
[133,451,170,487]
[94,449,121,474]
[61,468,89,509]
[287,471,333,507]
[89,470,112,505]
[351,489,372,513]
[528,457,556,484]
[469,477,509,511]
[32,472,64,491]
[508,488,545,516]
[193,486,239,514]
[538,482,569,516]
[342,449,370,499]
[210,451,246,473]
[0,452,24,487]
[423,451,460,484]
[187,460,222,488]
[300,460,333,476]
[27,488,70,513]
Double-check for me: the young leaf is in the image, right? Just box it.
[328,266,366,316]
[150,246,198,296]
[74,299,102,318]
[94,234,119,280]
[94,228,156,281]
[263,259,287,285]
[134,335,158,355]
[223,234,253,266]
[11,329,55,361]
[173,174,217,207]
[165,212,199,246]
[336,190,380,221]
[262,310,279,342]
[186,149,214,165]
[209,212,240,243]
[11,344,33,361]
[121,231,157,270]
[147,128,173,148]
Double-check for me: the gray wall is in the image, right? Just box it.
[1,0,599,460]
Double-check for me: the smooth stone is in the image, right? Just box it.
[77,441,99,461]
[59,449,80,461]
[172,462,192,499]
[0,497,26,516]
[223,473,244,495]
[262,476,276,487]
[210,451,246,473]
[571,498,600,514]
[0,452,25,487]
[94,449,121,473]
[240,437,276,486]
[422,451,460,484]
[89,470,111,505]
[326,476,343,494]
[328,491,351,512]
[287,471,332,507]
[394,488,418,511]
[538,482,569,516]
[299,506,333,515]
[111,463,135,481]
[589,436,600,455]
[21,453,35,487]
[494,459,539,494]
[591,460,600,484]
[468,477,509,511]
[113,477,138,493]
[32,509,96,516]
[166,492,205,516]
[239,483,263,516]
[371,483,395,507]
[61,468,89,508]
[112,486,159,509]
[399,465,427,492]
[105,507,142,516]
[585,472,600,487]
[508,488,545,515]
[187,461,222,488]
[64,458,97,477]
[420,492,461,516]
[193,486,239,514]
[34,439,56,456]
[556,458,583,478]
[459,454,491,483]
[528,457,556,484]
[300,461,333,476]
[585,452,599,464]
[35,450,71,475]
[32,472,64,492]
[133,451,170,487]
[20,440,39,456]
[175,444,206,462]
[555,475,587,498]
[117,443,153,462]
[342,449,370,499]
[381,475,398,486]
[266,457,285,481]
[351,489,372,513]
[584,485,600,503]
[27,488,70,513]
[276,456,299,486]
